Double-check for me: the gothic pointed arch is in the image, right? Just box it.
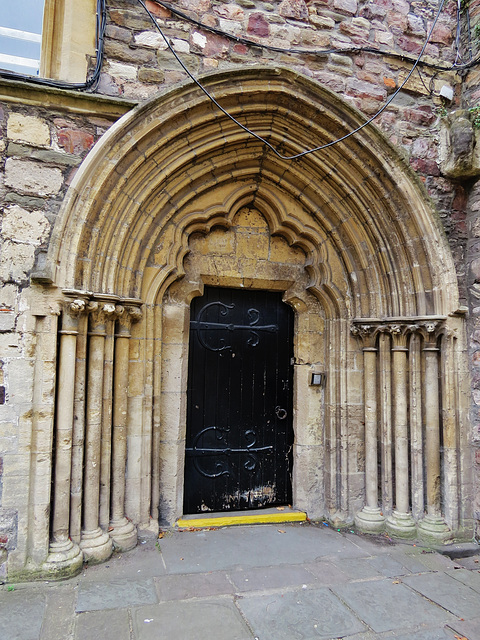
[38,68,471,572]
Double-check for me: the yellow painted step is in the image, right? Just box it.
[176,508,307,529]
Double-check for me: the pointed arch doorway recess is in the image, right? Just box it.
[35,67,472,575]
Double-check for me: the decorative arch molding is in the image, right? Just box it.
[31,67,472,577]
[38,66,459,319]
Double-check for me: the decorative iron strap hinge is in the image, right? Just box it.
[185,426,273,478]
[190,301,278,351]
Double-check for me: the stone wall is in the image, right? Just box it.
[0,95,132,574]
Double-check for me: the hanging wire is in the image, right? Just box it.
[153,0,479,71]
[137,0,448,160]
[453,0,465,66]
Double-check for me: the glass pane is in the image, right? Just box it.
[0,1,45,74]
[2,1,45,34]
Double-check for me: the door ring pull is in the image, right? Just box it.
[275,406,287,420]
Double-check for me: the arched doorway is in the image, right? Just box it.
[31,67,471,575]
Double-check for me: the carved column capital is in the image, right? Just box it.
[60,295,89,333]
[379,322,414,349]
[88,296,119,335]
[115,302,143,338]
[418,320,442,349]
[350,324,378,349]
[126,304,143,323]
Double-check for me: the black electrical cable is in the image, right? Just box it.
[0,0,106,89]
[154,0,480,72]
[137,0,447,160]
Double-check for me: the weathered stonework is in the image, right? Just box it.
[0,0,479,580]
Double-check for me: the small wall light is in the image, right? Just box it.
[310,372,324,386]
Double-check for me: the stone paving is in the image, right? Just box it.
[1,522,480,640]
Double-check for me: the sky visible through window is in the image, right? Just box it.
[0,1,45,75]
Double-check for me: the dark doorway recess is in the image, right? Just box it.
[184,286,294,514]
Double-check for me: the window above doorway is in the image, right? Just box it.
[0,1,44,76]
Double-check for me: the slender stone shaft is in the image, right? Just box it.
[83,324,105,532]
[111,315,130,521]
[364,347,378,509]
[69,313,88,543]
[392,342,409,515]
[44,298,84,573]
[417,325,451,543]
[386,326,416,538]
[80,300,114,563]
[424,342,441,516]
[352,325,384,533]
[109,304,141,551]
[51,302,82,541]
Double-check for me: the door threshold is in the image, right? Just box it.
[176,507,307,529]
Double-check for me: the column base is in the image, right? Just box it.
[417,514,453,545]
[355,506,385,534]
[386,510,417,539]
[80,527,113,564]
[109,518,137,552]
[42,538,83,579]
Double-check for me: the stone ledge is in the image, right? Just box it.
[0,78,137,119]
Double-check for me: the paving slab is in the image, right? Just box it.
[347,631,456,640]
[388,549,434,574]
[236,586,367,639]
[302,560,352,585]
[327,557,384,580]
[229,563,317,592]
[154,570,234,601]
[79,537,167,582]
[446,615,480,639]
[75,609,130,640]
[0,591,45,640]
[132,598,253,640]
[404,549,457,572]
[376,628,457,639]
[76,578,157,612]
[332,579,457,633]
[387,628,458,639]
[41,585,76,640]
[365,553,415,578]
[447,554,480,570]
[403,571,480,619]
[445,567,480,593]
[341,532,400,556]
[157,524,365,574]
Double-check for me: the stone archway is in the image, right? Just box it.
[30,67,471,576]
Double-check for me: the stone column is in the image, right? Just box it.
[69,310,88,543]
[418,322,451,542]
[352,325,385,533]
[79,298,116,563]
[44,297,85,573]
[386,324,416,538]
[109,304,142,551]
[99,299,119,529]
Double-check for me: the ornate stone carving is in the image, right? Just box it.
[126,305,143,323]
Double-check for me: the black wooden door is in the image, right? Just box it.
[184,287,294,513]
